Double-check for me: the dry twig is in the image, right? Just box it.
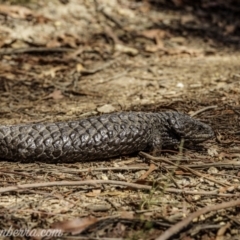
[0,179,239,198]
[156,199,240,240]
[0,47,74,55]
[190,105,218,117]
[0,180,152,194]
[139,152,229,187]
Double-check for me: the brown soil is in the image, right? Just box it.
[0,0,240,239]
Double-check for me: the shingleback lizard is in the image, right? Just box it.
[0,111,214,163]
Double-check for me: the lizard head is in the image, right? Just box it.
[162,111,214,147]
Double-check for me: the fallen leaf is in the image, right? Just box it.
[76,63,85,72]
[167,46,203,56]
[58,33,79,48]
[224,24,235,35]
[52,216,97,235]
[0,4,33,19]
[42,66,68,78]
[170,36,186,44]
[0,4,49,22]
[48,90,64,100]
[46,39,61,48]
[141,29,167,41]
[86,204,111,212]
[138,163,157,180]
[181,15,196,25]
[226,186,235,193]
[175,170,185,175]
[120,211,134,219]
[172,0,183,7]
[219,186,227,193]
[115,44,138,55]
[116,173,126,180]
[216,222,231,240]
[141,29,167,52]
[101,173,109,180]
[101,191,124,196]
[85,189,101,197]
[218,152,228,160]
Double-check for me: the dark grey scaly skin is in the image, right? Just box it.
[0,112,214,163]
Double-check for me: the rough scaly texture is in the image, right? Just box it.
[0,111,214,163]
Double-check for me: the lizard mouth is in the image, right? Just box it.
[184,132,214,144]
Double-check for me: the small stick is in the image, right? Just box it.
[139,152,229,187]
[156,199,240,240]
[0,47,74,55]
[190,105,218,117]
[0,179,239,197]
[0,180,151,194]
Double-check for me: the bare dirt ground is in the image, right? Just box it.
[0,0,240,239]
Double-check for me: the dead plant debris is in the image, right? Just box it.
[0,0,240,239]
